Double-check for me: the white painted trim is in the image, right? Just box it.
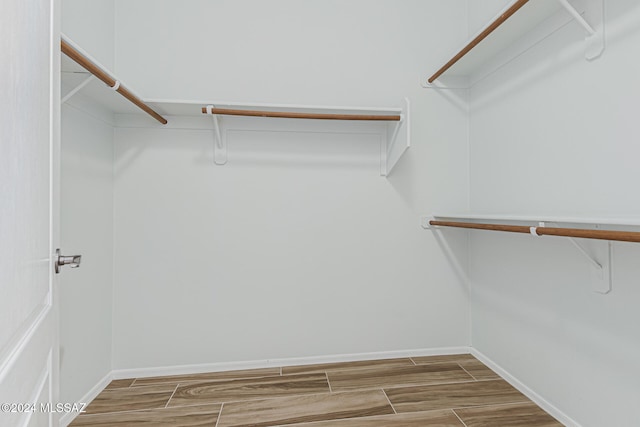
[111,347,472,380]
[0,299,51,383]
[21,350,52,427]
[59,371,112,427]
[470,348,582,427]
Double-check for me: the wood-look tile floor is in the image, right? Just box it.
[70,354,563,426]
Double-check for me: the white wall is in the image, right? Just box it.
[59,0,116,405]
[111,0,471,370]
[467,1,640,425]
[62,0,115,70]
[59,100,114,404]
[467,0,511,36]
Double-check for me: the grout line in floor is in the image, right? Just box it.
[374,377,479,393]
[103,379,138,390]
[450,400,535,412]
[457,363,478,381]
[412,360,476,366]
[158,389,337,409]
[325,372,332,393]
[164,384,179,408]
[128,372,289,388]
[409,357,417,365]
[381,388,397,414]
[452,408,470,427]
[79,401,225,418]
[214,402,224,427]
[74,408,155,418]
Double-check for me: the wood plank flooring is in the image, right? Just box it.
[70,355,563,426]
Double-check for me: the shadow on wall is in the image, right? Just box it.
[114,120,387,176]
[472,252,639,374]
[224,128,380,172]
[429,228,470,288]
[470,231,640,374]
[422,83,469,115]
[385,141,415,209]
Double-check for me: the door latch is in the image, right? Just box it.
[55,249,82,274]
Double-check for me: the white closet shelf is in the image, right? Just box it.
[146,99,411,176]
[425,0,604,87]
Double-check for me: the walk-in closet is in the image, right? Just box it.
[2,0,639,426]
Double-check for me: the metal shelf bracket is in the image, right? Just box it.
[424,216,614,294]
[382,118,403,175]
[542,220,612,294]
[557,0,605,60]
[61,74,94,104]
[567,238,612,294]
[382,97,410,177]
[206,105,227,165]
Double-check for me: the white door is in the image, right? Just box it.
[0,0,61,426]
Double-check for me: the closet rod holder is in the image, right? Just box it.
[61,39,168,125]
[200,107,401,122]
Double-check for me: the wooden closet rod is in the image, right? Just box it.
[201,107,401,121]
[61,39,168,125]
[429,220,640,243]
[428,0,530,83]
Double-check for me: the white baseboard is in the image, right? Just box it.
[110,346,472,380]
[59,371,112,427]
[470,348,581,427]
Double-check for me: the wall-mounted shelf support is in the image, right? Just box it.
[424,215,640,294]
[558,0,595,35]
[387,120,403,153]
[205,105,227,165]
[567,236,602,270]
[192,99,409,176]
[383,97,410,177]
[557,0,604,60]
[61,74,94,104]
[566,237,612,294]
[381,119,403,176]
